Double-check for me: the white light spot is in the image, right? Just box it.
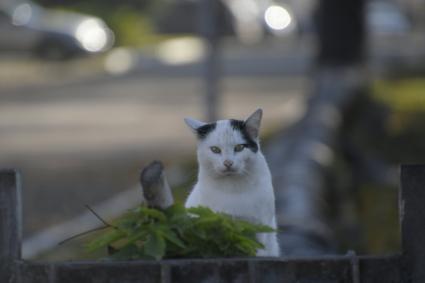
[75,19,108,52]
[156,37,204,65]
[264,5,292,31]
[12,4,32,26]
[104,48,137,75]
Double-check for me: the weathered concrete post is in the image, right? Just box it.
[401,164,425,283]
[140,161,174,209]
[0,169,22,283]
[200,0,221,122]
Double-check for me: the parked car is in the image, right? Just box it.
[366,1,411,34]
[154,0,296,43]
[298,0,411,36]
[0,0,114,59]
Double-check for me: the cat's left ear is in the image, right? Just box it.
[184,117,207,132]
[245,108,263,139]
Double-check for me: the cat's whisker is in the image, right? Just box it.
[239,167,251,176]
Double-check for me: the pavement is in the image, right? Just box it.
[0,73,306,162]
[0,38,308,246]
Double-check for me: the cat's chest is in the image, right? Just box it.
[196,183,274,223]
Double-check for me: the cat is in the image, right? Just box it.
[184,109,280,256]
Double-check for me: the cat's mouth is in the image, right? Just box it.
[219,168,238,176]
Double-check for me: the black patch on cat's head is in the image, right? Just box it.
[196,123,216,140]
[230,119,258,153]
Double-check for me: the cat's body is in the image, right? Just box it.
[184,109,280,256]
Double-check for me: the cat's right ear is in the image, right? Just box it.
[184,117,207,132]
[244,108,263,139]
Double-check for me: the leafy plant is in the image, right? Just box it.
[86,204,275,260]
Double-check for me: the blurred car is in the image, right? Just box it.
[228,0,297,42]
[154,0,296,43]
[366,1,411,34]
[299,0,411,36]
[0,0,114,59]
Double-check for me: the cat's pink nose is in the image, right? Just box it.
[223,160,233,168]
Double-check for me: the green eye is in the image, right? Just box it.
[234,144,245,152]
[210,146,221,154]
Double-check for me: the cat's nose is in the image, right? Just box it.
[223,160,233,168]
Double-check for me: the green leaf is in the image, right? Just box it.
[86,203,276,260]
[118,214,143,231]
[187,206,215,217]
[164,203,186,217]
[86,229,126,252]
[137,207,167,222]
[191,226,208,240]
[144,231,166,260]
[110,243,140,260]
[125,229,148,246]
[250,224,276,233]
[159,229,186,249]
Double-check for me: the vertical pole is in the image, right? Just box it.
[316,0,365,66]
[401,164,425,282]
[200,0,220,122]
[0,169,22,283]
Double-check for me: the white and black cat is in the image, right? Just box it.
[184,109,280,256]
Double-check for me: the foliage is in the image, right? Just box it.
[40,1,171,47]
[86,204,275,260]
[337,77,425,254]
[371,78,425,162]
[106,8,171,47]
[373,78,425,112]
[35,0,155,11]
[357,184,400,254]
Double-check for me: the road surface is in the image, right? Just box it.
[0,46,307,239]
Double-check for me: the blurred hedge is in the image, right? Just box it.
[34,0,169,47]
[35,0,154,10]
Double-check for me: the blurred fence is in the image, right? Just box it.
[1,166,425,282]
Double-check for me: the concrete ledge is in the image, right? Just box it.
[359,256,402,283]
[16,255,401,283]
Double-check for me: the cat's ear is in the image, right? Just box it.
[184,117,207,132]
[244,108,263,139]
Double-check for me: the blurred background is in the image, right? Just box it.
[0,0,425,260]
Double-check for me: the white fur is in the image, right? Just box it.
[184,112,280,257]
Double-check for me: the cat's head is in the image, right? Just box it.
[185,109,263,178]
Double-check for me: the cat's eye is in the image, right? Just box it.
[234,144,245,153]
[210,146,221,154]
